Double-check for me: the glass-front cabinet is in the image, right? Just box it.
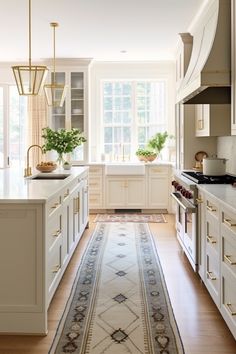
[48,59,92,164]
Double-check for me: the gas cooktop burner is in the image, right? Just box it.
[181,171,236,184]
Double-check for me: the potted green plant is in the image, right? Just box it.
[42,127,86,165]
[135,148,157,162]
[135,131,169,162]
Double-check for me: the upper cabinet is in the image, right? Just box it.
[195,104,231,137]
[47,59,92,163]
[231,0,236,135]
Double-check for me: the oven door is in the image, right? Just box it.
[171,192,197,270]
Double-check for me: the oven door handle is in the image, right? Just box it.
[171,192,196,213]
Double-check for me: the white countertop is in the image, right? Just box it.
[197,184,236,212]
[0,166,88,203]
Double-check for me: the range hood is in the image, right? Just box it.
[177,0,231,104]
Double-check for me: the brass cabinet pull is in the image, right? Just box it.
[207,271,216,280]
[206,235,217,244]
[196,198,203,203]
[51,202,60,209]
[223,218,236,227]
[206,205,216,212]
[52,265,60,273]
[224,254,236,266]
[64,191,69,198]
[52,229,61,237]
[226,303,236,316]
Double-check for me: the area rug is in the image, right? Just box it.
[93,213,167,223]
[49,223,184,354]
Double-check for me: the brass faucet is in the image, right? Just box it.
[24,144,43,177]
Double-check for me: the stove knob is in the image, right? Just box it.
[176,185,182,191]
[181,188,186,196]
[186,192,192,199]
[171,180,176,186]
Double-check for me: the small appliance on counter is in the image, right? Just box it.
[193,151,208,171]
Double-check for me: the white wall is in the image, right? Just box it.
[217,136,236,175]
[89,60,176,162]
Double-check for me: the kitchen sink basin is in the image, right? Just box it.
[30,173,70,180]
[105,163,145,175]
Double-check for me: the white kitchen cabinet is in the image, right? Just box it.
[105,176,146,209]
[47,59,92,163]
[88,165,104,210]
[195,104,230,137]
[231,0,236,135]
[205,194,220,306]
[197,191,205,281]
[197,186,236,339]
[220,205,236,338]
[0,168,88,334]
[146,165,171,210]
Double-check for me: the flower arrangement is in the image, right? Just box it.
[42,127,86,164]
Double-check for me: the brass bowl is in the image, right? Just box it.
[36,164,57,173]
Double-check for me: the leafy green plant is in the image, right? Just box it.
[42,127,86,155]
[135,148,157,157]
[147,131,168,153]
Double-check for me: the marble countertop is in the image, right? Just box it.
[0,166,88,203]
[197,184,236,212]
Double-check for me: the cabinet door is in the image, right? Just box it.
[71,186,81,241]
[148,176,168,209]
[197,191,205,281]
[195,104,209,136]
[50,72,66,130]
[106,178,126,208]
[232,0,236,135]
[126,178,145,207]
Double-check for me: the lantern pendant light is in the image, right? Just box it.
[12,0,48,95]
[44,22,68,107]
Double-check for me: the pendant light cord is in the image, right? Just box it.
[29,0,31,68]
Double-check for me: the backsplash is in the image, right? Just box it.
[217,136,236,175]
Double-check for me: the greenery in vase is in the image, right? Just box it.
[42,127,86,157]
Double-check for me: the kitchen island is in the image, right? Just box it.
[0,166,88,335]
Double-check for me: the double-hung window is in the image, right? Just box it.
[102,80,167,161]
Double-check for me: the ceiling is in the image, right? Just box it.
[0,0,205,62]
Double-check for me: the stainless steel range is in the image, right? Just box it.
[171,170,236,272]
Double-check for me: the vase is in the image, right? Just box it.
[57,153,65,167]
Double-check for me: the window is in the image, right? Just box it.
[102,80,167,161]
[0,85,27,168]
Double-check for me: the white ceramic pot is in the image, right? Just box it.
[202,157,227,176]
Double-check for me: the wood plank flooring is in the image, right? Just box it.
[0,214,235,353]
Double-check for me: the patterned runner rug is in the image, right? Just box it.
[49,223,184,354]
[93,213,167,223]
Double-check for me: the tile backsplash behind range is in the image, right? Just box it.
[217,136,236,175]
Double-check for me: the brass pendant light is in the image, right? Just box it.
[12,0,48,95]
[44,22,68,107]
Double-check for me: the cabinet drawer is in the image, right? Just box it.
[222,231,236,277]
[206,212,219,254]
[47,211,62,250]
[89,166,103,175]
[47,194,62,217]
[206,249,220,306]
[148,166,168,176]
[221,266,236,338]
[47,238,62,297]
[89,192,103,208]
[205,195,219,220]
[221,207,236,237]
[89,176,103,190]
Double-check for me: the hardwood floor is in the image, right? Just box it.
[0,214,235,354]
